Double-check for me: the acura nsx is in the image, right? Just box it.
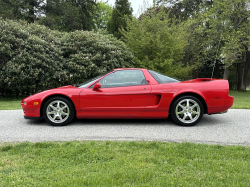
[21,68,234,126]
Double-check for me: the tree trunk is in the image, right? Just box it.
[192,69,199,79]
[239,50,250,92]
[236,62,243,91]
[28,0,35,23]
[214,60,220,78]
[46,0,52,14]
[223,66,230,80]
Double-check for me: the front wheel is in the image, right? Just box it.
[171,96,204,126]
[43,97,75,126]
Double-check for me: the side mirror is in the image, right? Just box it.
[93,82,101,91]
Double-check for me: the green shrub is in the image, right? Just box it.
[0,18,134,96]
[61,30,134,83]
[0,19,67,96]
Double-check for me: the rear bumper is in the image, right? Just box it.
[224,95,234,108]
[207,95,234,114]
[208,106,229,114]
[218,110,228,114]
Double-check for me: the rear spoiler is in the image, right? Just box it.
[188,78,221,82]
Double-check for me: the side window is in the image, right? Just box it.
[148,70,179,84]
[98,70,148,88]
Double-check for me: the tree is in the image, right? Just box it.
[160,0,250,90]
[39,0,82,32]
[156,0,213,22]
[219,0,250,91]
[121,7,192,80]
[154,0,216,79]
[76,0,97,31]
[0,0,97,31]
[39,0,97,32]
[195,0,250,91]
[93,2,113,30]
[107,0,133,39]
[0,0,44,23]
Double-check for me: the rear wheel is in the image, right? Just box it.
[171,96,204,126]
[43,97,75,126]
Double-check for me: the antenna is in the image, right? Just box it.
[211,32,223,81]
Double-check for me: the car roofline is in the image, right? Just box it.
[113,68,147,71]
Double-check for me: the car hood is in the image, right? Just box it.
[30,85,80,97]
[55,85,79,89]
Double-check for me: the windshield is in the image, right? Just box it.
[78,72,110,88]
[148,70,179,84]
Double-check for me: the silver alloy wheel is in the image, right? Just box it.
[46,100,70,124]
[175,99,200,124]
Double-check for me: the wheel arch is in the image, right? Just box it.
[169,92,208,114]
[40,94,76,118]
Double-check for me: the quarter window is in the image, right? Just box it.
[148,70,179,84]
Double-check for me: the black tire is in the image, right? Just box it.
[43,97,75,126]
[171,95,204,126]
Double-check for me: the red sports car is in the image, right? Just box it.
[21,68,234,126]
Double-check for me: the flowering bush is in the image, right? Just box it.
[0,19,134,96]
[61,30,134,83]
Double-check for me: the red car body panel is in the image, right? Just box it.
[21,68,234,120]
[79,84,152,117]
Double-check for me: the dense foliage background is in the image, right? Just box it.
[0,0,250,96]
[0,18,134,96]
[121,8,192,80]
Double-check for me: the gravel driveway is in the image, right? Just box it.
[0,109,249,145]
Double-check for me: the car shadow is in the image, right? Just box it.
[25,118,50,126]
[196,114,229,127]
[70,118,177,126]
[24,117,177,127]
[24,114,226,127]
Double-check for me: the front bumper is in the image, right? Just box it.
[22,108,40,118]
[21,96,40,118]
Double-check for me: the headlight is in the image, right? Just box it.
[23,102,27,105]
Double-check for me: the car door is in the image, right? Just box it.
[80,70,151,117]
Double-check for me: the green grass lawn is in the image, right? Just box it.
[0,97,23,110]
[0,141,250,186]
[229,90,250,109]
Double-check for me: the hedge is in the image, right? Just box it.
[0,18,134,96]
